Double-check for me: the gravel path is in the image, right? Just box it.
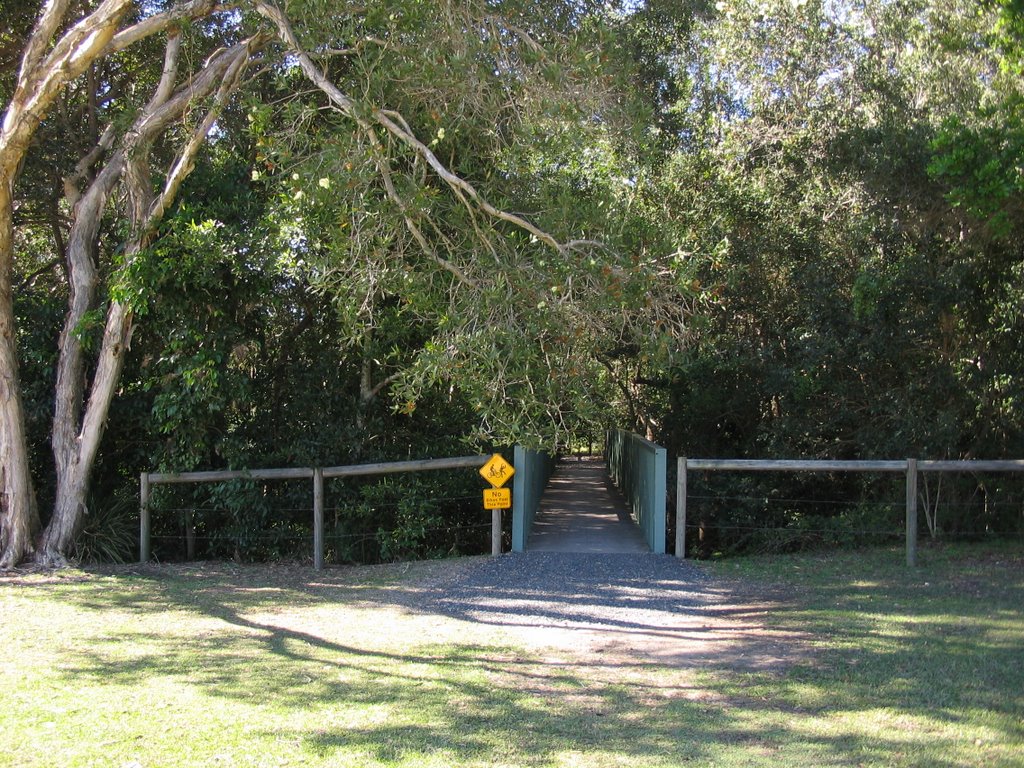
[67,551,807,671]
[404,552,806,670]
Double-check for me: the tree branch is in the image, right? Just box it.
[123,35,265,234]
[364,125,480,287]
[18,0,76,80]
[63,123,116,208]
[253,0,570,259]
[153,30,183,106]
[2,0,130,180]
[145,38,259,232]
[17,257,62,290]
[103,0,227,56]
[371,108,564,252]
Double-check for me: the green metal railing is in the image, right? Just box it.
[512,445,555,552]
[605,430,667,553]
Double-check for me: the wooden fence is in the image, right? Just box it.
[140,455,490,569]
[676,459,1024,566]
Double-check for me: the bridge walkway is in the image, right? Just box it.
[526,455,649,553]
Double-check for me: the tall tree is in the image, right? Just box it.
[637,0,1024,550]
[1,0,233,566]
[1,0,689,565]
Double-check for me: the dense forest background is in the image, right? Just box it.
[2,0,1023,565]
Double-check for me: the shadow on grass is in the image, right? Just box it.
[49,620,934,767]
[704,545,1024,745]
[7,544,1024,765]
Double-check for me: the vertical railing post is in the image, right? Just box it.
[676,458,687,559]
[512,445,526,552]
[139,473,151,564]
[185,509,196,560]
[906,458,918,567]
[652,444,667,554]
[313,467,324,571]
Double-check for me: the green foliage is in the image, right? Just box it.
[238,0,692,450]
[929,104,1024,237]
[646,0,1024,554]
[993,0,1024,72]
[73,489,137,564]
[349,473,482,563]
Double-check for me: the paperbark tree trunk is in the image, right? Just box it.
[36,34,259,565]
[0,0,133,566]
[40,300,136,563]
[0,178,40,567]
[0,0,221,566]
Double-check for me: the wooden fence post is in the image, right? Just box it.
[313,467,324,571]
[139,473,151,564]
[676,458,687,559]
[185,509,196,560]
[906,458,918,567]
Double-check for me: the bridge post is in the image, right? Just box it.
[512,445,525,552]
[139,472,151,564]
[652,445,667,554]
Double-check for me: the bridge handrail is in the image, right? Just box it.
[606,430,667,554]
[512,446,556,552]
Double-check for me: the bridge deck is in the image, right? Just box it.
[526,456,649,553]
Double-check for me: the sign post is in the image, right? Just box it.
[479,453,515,556]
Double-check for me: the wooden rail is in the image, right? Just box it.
[140,455,490,569]
[685,459,907,472]
[676,457,1024,567]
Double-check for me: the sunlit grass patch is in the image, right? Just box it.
[1,544,1021,767]
[701,542,1024,767]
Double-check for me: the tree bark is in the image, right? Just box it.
[36,35,259,565]
[39,300,135,563]
[42,156,123,565]
[0,177,40,567]
[0,0,235,567]
[52,155,122,475]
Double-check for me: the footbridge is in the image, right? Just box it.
[512,431,667,555]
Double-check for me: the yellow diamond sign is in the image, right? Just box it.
[479,453,515,488]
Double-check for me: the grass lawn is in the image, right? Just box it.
[1,543,1021,767]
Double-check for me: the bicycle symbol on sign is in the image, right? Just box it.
[479,454,515,488]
